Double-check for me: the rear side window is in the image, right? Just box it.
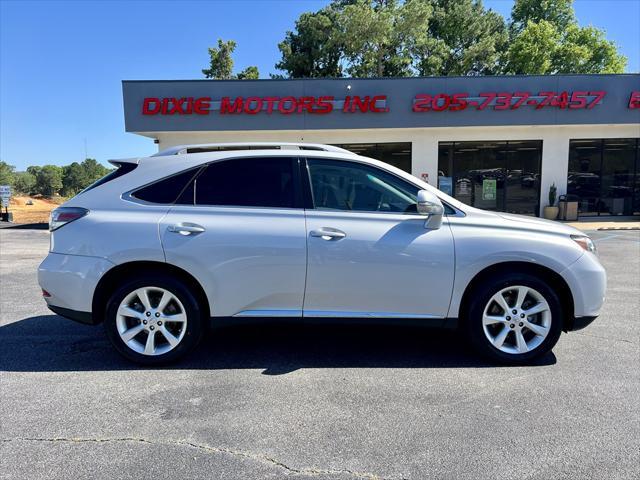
[195,157,296,208]
[133,168,200,204]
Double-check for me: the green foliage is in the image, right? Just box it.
[506,0,626,74]
[416,0,508,76]
[61,158,110,197]
[276,7,344,78]
[0,161,16,185]
[339,0,432,77]
[7,158,110,198]
[506,20,559,74]
[275,0,627,77]
[202,39,236,79]
[548,182,557,206]
[80,158,110,183]
[510,0,575,35]
[236,66,260,80]
[62,162,88,196]
[35,165,63,197]
[202,38,260,79]
[553,24,627,74]
[12,171,36,195]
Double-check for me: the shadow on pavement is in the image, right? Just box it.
[0,222,49,230]
[0,314,556,373]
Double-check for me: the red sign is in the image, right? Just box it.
[141,90,640,115]
[412,91,607,112]
[142,95,388,115]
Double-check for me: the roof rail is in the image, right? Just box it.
[152,142,355,157]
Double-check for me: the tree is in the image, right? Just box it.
[276,7,344,78]
[275,0,626,77]
[0,161,15,186]
[553,24,627,74]
[506,20,559,74]
[202,39,236,79]
[236,66,260,80]
[416,0,508,76]
[80,158,109,183]
[510,0,574,35]
[62,162,88,196]
[34,165,63,197]
[506,0,627,74]
[339,0,432,77]
[202,39,260,79]
[13,171,36,195]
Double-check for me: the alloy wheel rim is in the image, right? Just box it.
[116,286,187,356]
[482,285,551,355]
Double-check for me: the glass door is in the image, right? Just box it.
[438,140,542,216]
[568,138,640,216]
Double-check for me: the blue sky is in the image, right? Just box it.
[1,0,638,170]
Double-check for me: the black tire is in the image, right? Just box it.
[103,274,204,365]
[464,272,563,364]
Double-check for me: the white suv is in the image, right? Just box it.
[39,143,606,365]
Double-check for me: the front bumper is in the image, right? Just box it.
[38,252,114,315]
[561,252,607,318]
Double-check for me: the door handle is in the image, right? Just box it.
[168,224,206,235]
[310,228,346,240]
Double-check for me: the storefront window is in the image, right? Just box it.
[438,140,542,216]
[568,138,640,216]
[332,143,412,173]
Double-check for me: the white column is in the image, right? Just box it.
[411,134,439,186]
[539,130,570,216]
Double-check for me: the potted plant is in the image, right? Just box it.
[543,183,559,220]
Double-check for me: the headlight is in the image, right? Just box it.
[571,234,597,254]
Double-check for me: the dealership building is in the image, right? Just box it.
[122,74,640,217]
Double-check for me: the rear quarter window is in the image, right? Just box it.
[132,168,200,204]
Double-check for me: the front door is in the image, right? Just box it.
[160,156,307,318]
[302,158,455,319]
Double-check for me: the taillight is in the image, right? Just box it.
[49,207,89,231]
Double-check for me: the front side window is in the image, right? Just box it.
[195,157,295,208]
[307,159,420,213]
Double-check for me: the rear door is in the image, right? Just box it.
[158,156,307,317]
[302,158,455,319]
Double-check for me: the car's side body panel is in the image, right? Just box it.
[159,206,307,317]
[303,210,455,318]
[445,213,590,318]
[38,252,114,312]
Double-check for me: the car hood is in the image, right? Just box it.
[460,208,585,237]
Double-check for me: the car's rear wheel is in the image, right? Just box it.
[103,275,204,365]
[465,273,563,364]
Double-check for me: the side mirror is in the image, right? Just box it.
[416,189,444,230]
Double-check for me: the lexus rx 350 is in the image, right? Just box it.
[38,143,606,364]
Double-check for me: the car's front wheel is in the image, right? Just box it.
[465,273,564,364]
[103,275,204,365]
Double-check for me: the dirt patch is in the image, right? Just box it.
[7,196,64,224]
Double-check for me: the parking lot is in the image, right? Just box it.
[1,227,638,480]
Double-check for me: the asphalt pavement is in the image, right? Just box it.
[1,227,638,480]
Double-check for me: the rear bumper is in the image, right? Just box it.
[567,315,598,332]
[38,252,114,313]
[47,305,96,325]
